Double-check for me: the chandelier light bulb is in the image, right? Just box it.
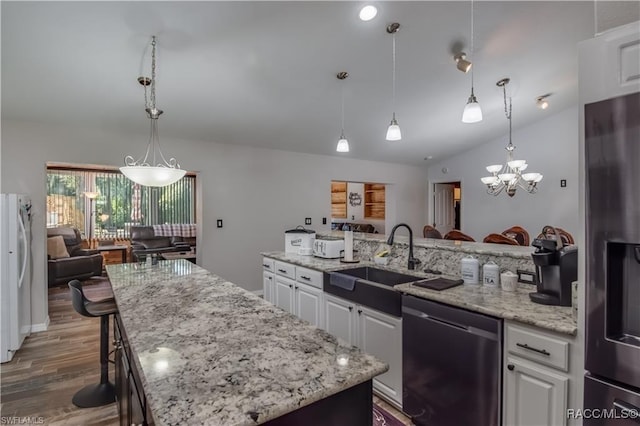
[359,5,378,21]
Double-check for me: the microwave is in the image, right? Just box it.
[313,238,344,259]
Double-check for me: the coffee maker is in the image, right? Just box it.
[529,238,578,306]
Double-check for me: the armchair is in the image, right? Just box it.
[47,227,103,287]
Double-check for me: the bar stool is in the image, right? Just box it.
[68,280,117,407]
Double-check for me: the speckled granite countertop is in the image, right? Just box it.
[106,260,388,426]
[262,252,577,336]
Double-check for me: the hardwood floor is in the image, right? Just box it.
[1,278,413,426]
[0,277,118,425]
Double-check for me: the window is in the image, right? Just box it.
[46,166,196,238]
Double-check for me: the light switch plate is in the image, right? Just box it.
[217,219,223,228]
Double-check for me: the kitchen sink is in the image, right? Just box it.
[334,267,424,287]
[324,266,425,317]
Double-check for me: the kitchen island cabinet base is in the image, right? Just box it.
[264,380,373,425]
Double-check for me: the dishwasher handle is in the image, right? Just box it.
[403,306,501,341]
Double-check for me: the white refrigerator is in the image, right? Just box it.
[1,193,32,363]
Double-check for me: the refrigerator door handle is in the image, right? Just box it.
[613,399,640,423]
[17,209,28,288]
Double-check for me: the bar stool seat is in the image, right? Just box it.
[68,280,117,408]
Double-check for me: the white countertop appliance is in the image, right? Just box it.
[313,237,344,259]
[285,226,315,255]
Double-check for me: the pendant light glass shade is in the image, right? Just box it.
[336,133,350,153]
[386,114,402,141]
[120,36,185,187]
[462,91,483,123]
[120,165,186,187]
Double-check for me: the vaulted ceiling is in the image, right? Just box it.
[1,2,606,165]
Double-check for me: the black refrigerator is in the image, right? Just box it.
[584,91,640,424]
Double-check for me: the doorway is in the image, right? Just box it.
[432,181,461,235]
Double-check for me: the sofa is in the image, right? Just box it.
[47,227,103,287]
[331,222,378,234]
[129,226,192,260]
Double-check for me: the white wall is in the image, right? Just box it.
[1,119,428,327]
[427,107,579,242]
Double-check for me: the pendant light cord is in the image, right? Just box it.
[470,0,475,91]
[341,82,345,133]
[392,34,396,112]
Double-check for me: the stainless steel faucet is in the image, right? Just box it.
[387,223,421,270]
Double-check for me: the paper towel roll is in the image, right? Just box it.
[344,230,353,261]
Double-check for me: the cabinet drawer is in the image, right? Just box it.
[262,257,275,272]
[296,266,323,289]
[506,324,569,372]
[275,261,296,280]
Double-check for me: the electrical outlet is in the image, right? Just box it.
[560,179,567,188]
[322,217,327,225]
[217,219,223,228]
[305,217,312,226]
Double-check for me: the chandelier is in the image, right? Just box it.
[120,36,186,187]
[480,78,542,197]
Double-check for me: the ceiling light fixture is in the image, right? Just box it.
[359,5,378,21]
[454,53,472,73]
[336,72,350,153]
[461,0,482,123]
[385,22,402,141]
[120,36,186,187]
[536,94,551,109]
[480,78,543,197]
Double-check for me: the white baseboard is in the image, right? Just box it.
[251,289,264,298]
[31,316,50,333]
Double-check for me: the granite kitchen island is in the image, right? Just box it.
[106,260,387,425]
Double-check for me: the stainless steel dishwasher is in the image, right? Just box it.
[402,294,502,426]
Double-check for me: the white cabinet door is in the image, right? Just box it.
[295,282,323,328]
[357,305,403,406]
[504,356,568,426]
[263,271,274,303]
[274,275,295,314]
[324,294,356,346]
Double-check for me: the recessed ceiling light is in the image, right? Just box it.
[424,156,433,160]
[359,5,378,21]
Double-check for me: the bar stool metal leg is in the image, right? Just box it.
[72,314,116,408]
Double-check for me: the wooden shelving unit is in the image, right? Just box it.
[331,181,347,218]
[364,183,385,219]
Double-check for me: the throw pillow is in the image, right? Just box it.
[47,235,70,259]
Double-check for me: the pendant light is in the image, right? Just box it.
[336,72,350,153]
[120,36,186,187]
[385,23,402,141]
[461,0,483,123]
